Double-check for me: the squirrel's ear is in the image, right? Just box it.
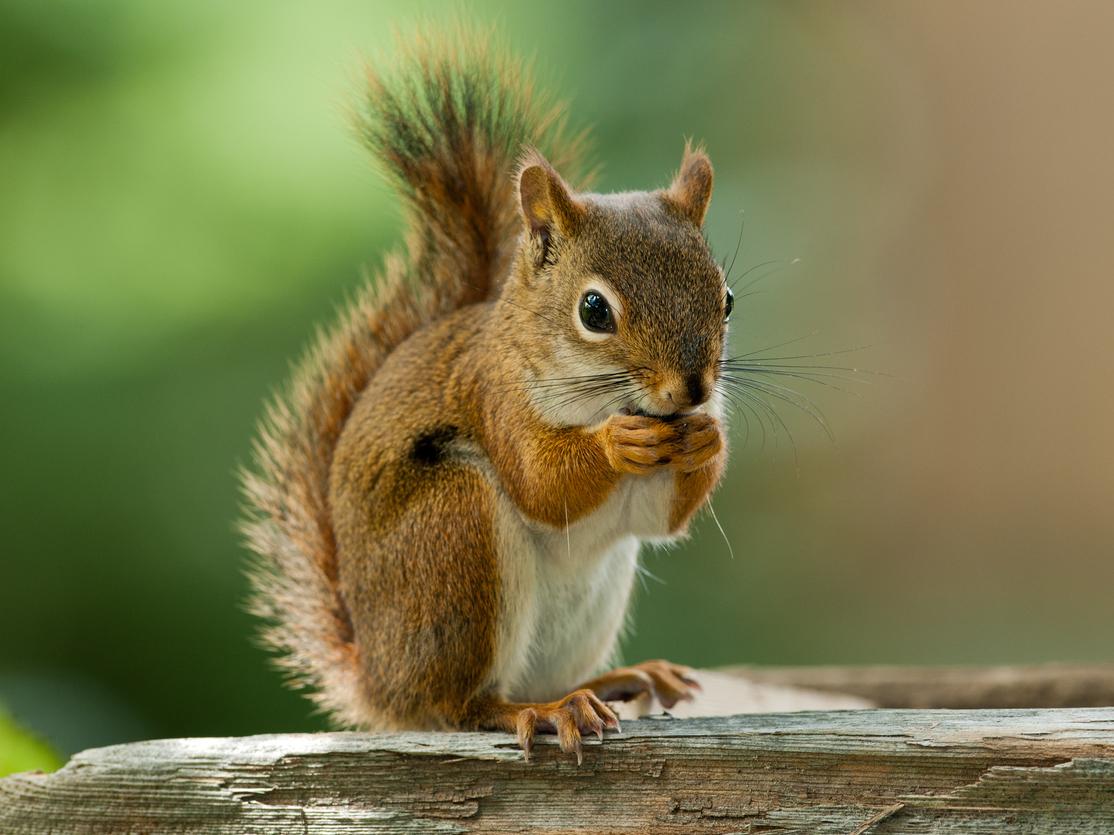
[518,151,586,252]
[665,143,714,227]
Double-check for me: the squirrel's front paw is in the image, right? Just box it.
[602,413,723,475]
[602,413,680,474]
[581,659,702,709]
[670,413,724,473]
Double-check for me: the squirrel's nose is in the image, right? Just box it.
[685,373,707,407]
[665,373,709,410]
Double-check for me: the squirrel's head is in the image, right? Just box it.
[508,145,730,424]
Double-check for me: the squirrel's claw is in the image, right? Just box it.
[516,707,537,761]
[603,413,723,476]
[513,689,619,765]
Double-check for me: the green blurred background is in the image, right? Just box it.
[3,0,1113,768]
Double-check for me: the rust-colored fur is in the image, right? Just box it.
[241,29,729,754]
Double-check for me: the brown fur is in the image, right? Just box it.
[665,141,715,226]
[241,29,730,751]
[240,30,586,725]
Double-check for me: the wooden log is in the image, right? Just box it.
[3,708,1113,833]
[722,662,1114,709]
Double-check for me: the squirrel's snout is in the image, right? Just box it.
[660,372,711,411]
[685,374,707,407]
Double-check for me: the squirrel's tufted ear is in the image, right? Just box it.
[665,143,714,227]
[517,150,586,248]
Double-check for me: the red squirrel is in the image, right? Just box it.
[241,32,730,762]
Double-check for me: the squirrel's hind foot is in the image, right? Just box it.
[516,689,621,764]
[470,690,621,765]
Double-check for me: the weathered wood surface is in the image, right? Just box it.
[3,709,1114,834]
[724,663,1114,709]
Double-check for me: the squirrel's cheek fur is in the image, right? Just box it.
[241,28,728,741]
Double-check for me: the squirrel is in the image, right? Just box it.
[240,31,731,762]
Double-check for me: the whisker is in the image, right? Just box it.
[549,381,640,415]
[724,212,746,282]
[564,500,572,564]
[635,561,665,590]
[505,298,561,327]
[504,366,653,394]
[727,289,767,304]
[738,385,801,472]
[725,384,776,450]
[720,365,869,395]
[512,372,629,389]
[458,278,563,329]
[526,371,633,384]
[534,386,626,410]
[525,378,631,399]
[718,383,771,451]
[718,387,754,448]
[722,374,827,423]
[706,501,735,561]
[493,370,634,395]
[592,386,642,416]
[722,361,879,377]
[725,331,822,362]
[729,257,799,293]
[729,345,876,365]
[721,376,833,442]
[740,385,795,463]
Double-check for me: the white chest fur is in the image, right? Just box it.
[490,469,680,702]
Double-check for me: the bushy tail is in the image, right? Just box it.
[239,29,589,726]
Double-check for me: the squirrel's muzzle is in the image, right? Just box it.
[656,370,712,412]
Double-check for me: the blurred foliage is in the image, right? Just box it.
[3,0,1111,761]
[0,705,61,777]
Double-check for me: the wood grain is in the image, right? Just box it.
[3,708,1113,833]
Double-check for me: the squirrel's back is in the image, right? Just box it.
[239,29,588,724]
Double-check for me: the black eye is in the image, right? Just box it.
[723,287,734,322]
[579,291,615,334]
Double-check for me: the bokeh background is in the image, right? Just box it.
[3,0,1113,767]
